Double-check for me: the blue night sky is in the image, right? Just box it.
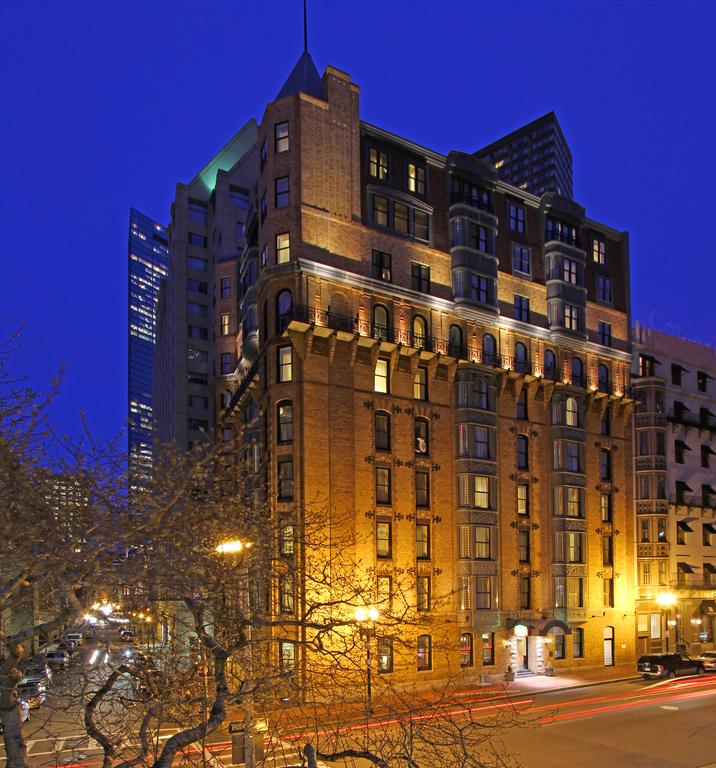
[1,0,714,440]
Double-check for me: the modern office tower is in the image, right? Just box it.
[632,324,716,655]
[155,53,635,682]
[154,122,257,451]
[474,112,574,199]
[128,208,168,487]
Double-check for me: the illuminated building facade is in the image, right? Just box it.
[155,54,636,682]
[632,325,716,655]
[474,112,574,199]
[128,208,168,486]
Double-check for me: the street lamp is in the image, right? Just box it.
[216,538,257,768]
[355,606,380,716]
[657,592,677,652]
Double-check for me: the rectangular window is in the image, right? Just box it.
[460,633,474,668]
[597,275,613,304]
[475,426,490,459]
[374,358,389,393]
[475,577,492,609]
[375,412,390,451]
[415,472,430,509]
[376,521,392,558]
[274,121,289,153]
[188,324,208,340]
[508,203,525,233]
[458,526,471,559]
[603,577,614,608]
[414,367,428,401]
[377,576,392,610]
[393,202,409,233]
[188,232,207,248]
[274,176,290,209]
[260,192,268,222]
[188,256,207,272]
[517,484,529,515]
[276,232,290,264]
[601,493,612,522]
[377,637,393,673]
[220,313,231,336]
[411,262,430,293]
[417,576,431,611]
[277,460,293,500]
[470,224,488,252]
[592,238,606,264]
[188,302,208,317]
[220,352,232,375]
[475,526,492,560]
[470,274,489,303]
[408,163,426,194]
[369,148,388,179]
[376,467,392,505]
[417,635,432,670]
[279,640,296,673]
[600,449,612,481]
[519,576,531,609]
[697,371,708,392]
[475,476,490,509]
[598,321,612,347]
[373,195,389,226]
[188,394,208,409]
[279,575,295,613]
[563,258,578,284]
[481,632,494,665]
[280,523,294,556]
[220,277,231,299]
[519,530,530,563]
[513,245,530,275]
[416,522,430,559]
[277,346,293,382]
[567,576,584,608]
[514,294,530,322]
[188,202,208,224]
[372,249,392,281]
[564,304,579,330]
[602,535,614,566]
[573,627,584,658]
[414,210,429,241]
[187,279,208,294]
[230,189,250,210]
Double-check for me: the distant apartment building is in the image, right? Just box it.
[155,52,635,683]
[632,325,716,654]
[474,112,573,199]
[128,208,168,486]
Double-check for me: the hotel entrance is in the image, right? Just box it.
[516,635,529,671]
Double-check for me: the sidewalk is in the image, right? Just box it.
[476,662,638,697]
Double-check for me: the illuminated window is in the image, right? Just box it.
[460,633,474,667]
[394,202,409,233]
[279,575,294,612]
[573,628,584,658]
[275,176,289,208]
[280,523,294,556]
[475,526,492,560]
[475,577,492,609]
[277,346,292,382]
[417,635,432,670]
[414,368,428,401]
[481,632,494,665]
[592,238,606,264]
[372,249,392,281]
[416,522,430,558]
[601,493,612,522]
[369,148,388,179]
[277,401,293,444]
[279,641,295,673]
[274,121,289,153]
[376,521,392,557]
[408,163,425,194]
[565,396,579,426]
[415,473,430,509]
[412,315,427,349]
[563,258,578,284]
[220,313,230,336]
[374,358,389,393]
[475,476,490,509]
[416,576,431,611]
[276,232,290,264]
[415,417,429,456]
[373,305,389,340]
[517,484,529,515]
[376,468,391,505]
[377,637,393,673]
[564,304,579,331]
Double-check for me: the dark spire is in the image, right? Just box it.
[275,50,322,101]
[304,0,308,53]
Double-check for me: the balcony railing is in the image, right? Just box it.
[637,542,669,558]
[677,573,715,589]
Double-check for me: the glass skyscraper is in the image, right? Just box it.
[128,208,168,489]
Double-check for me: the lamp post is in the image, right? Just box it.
[657,592,676,652]
[355,606,379,716]
[216,539,255,768]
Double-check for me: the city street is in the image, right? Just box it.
[5,672,716,768]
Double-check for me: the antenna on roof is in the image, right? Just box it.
[303,0,308,53]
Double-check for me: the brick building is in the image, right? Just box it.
[632,324,716,656]
[157,53,636,683]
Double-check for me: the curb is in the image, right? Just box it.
[505,674,641,697]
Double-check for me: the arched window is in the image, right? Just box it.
[483,333,497,366]
[544,349,557,380]
[276,289,293,333]
[277,400,293,444]
[515,342,528,374]
[566,396,579,427]
[375,411,391,451]
[571,357,584,387]
[598,363,610,394]
[517,435,529,470]
[415,417,429,456]
[373,305,389,341]
[448,324,464,358]
[460,633,474,668]
[412,315,428,349]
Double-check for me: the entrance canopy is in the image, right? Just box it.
[507,618,572,636]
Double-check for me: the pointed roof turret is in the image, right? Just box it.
[275,51,323,101]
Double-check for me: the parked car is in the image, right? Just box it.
[45,650,70,669]
[637,653,705,678]
[0,699,30,731]
[17,681,46,708]
[696,651,716,671]
[119,628,135,641]
[23,665,52,687]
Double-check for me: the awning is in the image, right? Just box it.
[699,600,716,615]
[678,521,694,533]
[704,446,716,457]
[678,561,696,574]
[703,563,716,574]
[507,618,572,636]
[675,440,692,452]
[677,481,694,493]
[704,523,716,534]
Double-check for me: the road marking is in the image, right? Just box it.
[659,705,679,710]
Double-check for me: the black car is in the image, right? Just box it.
[637,653,705,678]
